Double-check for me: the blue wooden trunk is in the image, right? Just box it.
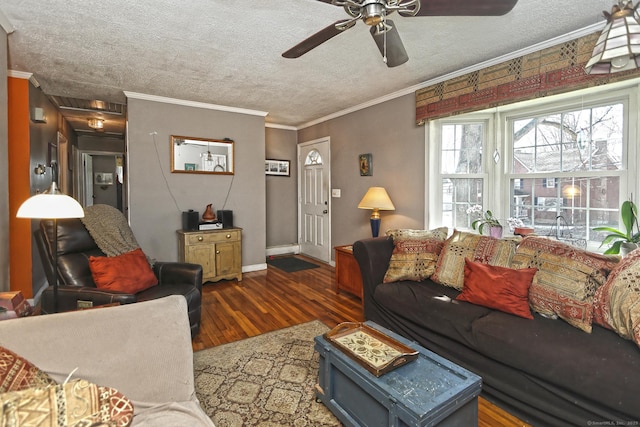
[315,321,482,427]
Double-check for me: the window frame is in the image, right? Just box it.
[427,83,639,253]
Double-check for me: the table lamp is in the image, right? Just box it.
[358,187,395,237]
[16,164,84,312]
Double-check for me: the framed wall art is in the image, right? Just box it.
[359,153,372,176]
[265,159,290,177]
[94,172,114,185]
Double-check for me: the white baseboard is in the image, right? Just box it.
[265,244,300,257]
[242,263,267,273]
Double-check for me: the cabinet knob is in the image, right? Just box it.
[197,236,203,241]
[216,250,220,254]
[226,234,231,239]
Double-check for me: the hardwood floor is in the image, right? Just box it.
[192,255,529,427]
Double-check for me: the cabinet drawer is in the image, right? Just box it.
[186,230,240,245]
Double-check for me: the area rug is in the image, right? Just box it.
[266,256,320,273]
[194,320,341,426]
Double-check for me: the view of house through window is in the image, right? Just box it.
[432,95,627,252]
[509,103,623,248]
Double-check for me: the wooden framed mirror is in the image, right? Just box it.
[170,135,234,174]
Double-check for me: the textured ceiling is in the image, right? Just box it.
[1,0,613,128]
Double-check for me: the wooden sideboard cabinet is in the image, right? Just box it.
[177,228,242,283]
[334,245,363,302]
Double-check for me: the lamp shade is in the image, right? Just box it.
[585,1,640,74]
[357,187,395,211]
[17,182,84,219]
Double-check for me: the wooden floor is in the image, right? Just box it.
[192,254,529,427]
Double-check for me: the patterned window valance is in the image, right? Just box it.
[415,32,640,125]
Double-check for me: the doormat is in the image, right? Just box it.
[267,256,320,273]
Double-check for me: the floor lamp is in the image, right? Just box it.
[17,164,84,313]
[358,187,395,237]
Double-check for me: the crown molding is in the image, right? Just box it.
[7,70,32,80]
[124,91,268,117]
[265,123,297,131]
[297,22,603,130]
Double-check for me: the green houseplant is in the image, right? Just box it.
[467,205,502,237]
[593,199,640,255]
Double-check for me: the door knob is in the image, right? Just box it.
[323,209,328,214]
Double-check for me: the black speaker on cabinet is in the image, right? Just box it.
[217,210,233,228]
[182,210,199,231]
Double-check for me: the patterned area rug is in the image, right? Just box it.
[194,321,341,426]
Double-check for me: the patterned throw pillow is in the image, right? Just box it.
[0,346,56,393]
[510,236,619,333]
[431,230,517,290]
[593,248,640,347]
[0,379,134,427]
[383,227,448,282]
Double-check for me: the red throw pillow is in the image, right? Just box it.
[89,248,158,294]
[457,258,537,319]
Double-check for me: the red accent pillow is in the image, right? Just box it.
[89,248,158,293]
[457,258,537,319]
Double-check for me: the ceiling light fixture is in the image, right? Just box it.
[87,118,105,131]
[585,0,640,74]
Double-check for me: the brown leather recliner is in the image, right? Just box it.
[34,218,203,337]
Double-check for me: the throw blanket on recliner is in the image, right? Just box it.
[81,204,141,258]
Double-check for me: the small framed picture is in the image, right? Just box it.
[94,172,114,185]
[184,163,197,171]
[359,153,372,176]
[265,159,290,177]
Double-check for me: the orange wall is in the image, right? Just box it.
[8,77,33,298]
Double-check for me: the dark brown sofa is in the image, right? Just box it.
[353,236,640,426]
[35,218,203,337]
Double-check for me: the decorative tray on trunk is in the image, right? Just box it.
[324,322,419,377]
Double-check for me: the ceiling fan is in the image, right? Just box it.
[282,0,518,67]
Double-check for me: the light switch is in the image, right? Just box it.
[332,189,341,198]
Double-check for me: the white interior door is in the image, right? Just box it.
[298,138,331,262]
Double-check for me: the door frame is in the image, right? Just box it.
[297,137,331,263]
[75,149,127,214]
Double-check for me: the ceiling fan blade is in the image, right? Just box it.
[282,20,355,59]
[370,21,408,68]
[414,0,518,16]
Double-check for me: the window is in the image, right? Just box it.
[436,122,486,230]
[429,87,631,252]
[509,102,624,248]
[304,149,322,165]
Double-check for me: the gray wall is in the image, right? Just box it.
[265,127,298,248]
[298,93,426,251]
[0,28,8,291]
[126,98,266,268]
[28,84,61,296]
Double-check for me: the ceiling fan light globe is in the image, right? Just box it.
[364,15,382,25]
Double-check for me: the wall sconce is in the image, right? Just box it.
[34,164,46,175]
[31,107,46,123]
[87,118,105,132]
[585,1,640,74]
[358,186,395,237]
